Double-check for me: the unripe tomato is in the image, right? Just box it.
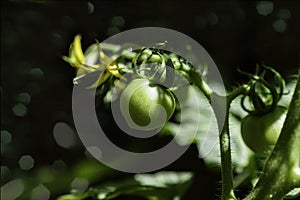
[241,106,287,157]
[120,78,176,131]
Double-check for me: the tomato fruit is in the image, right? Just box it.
[120,78,176,131]
[241,106,287,157]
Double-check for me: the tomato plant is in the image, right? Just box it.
[60,36,300,200]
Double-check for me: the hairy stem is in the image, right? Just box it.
[244,70,300,200]
[189,71,213,102]
[192,71,250,199]
[219,104,236,200]
[218,85,248,200]
[203,84,247,200]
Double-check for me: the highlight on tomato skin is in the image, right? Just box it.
[241,106,287,158]
[119,78,176,131]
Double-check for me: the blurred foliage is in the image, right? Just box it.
[58,171,193,200]
[1,0,300,200]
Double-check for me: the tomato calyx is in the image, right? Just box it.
[239,64,285,116]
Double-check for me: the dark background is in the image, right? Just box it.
[1,0,300,199]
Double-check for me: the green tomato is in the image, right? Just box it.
[120,78,176,131]
[241,106,287,157]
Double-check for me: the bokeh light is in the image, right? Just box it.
[256,1,274,16]
[19,155,35,170]
[17,92,31,104]
[1,179,24,200]
[71,177,89,193]
[1,130,12,144]
[273,19,288,33]
[53,122,76,149]
[31,184,50,200]
[12,103,27,117]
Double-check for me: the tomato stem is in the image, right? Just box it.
[217,85,248,200]
[188,70,213,101]
[219,105,237,200]
[195,82,248,200]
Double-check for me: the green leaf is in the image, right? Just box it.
[284,187,300,199]
[57,171,193,200]
[97,171,193,200]
[57,193,88,200]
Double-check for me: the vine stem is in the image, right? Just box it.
[192,70,248,200]
[219,85,248,200]
[219,104,236,200]
[188,70,213,102]
[244,70,300,200]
